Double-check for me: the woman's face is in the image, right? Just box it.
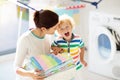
[46,23,59,35]
[57,21,72,41]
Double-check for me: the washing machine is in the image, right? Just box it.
[88,11,120,79]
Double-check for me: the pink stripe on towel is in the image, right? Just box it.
[35,56,49,71]
[55,54,66,62]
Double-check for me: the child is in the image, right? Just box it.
[51,14,87,69]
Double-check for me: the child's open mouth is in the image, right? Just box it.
[64,32,70,37]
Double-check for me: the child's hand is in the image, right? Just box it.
[51,46,64,55]
[81,60,87,67]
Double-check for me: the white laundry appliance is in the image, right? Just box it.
[88,11,120,79]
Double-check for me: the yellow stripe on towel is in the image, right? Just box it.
[39,55,53,69]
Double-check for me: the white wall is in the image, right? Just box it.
[0,54,15,80]
[75,0,120,49]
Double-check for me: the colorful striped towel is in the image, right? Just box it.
[28,53,75,77]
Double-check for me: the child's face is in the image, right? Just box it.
[57,21,72,41]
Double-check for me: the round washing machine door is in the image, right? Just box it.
[97,26,116,63]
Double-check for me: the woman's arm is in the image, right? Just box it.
[16,67,45,80]
[16,67,33,77]
[14,37,45,80]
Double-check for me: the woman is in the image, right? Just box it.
[14,9,59,80]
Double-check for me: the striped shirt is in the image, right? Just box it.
[51,33,84,70]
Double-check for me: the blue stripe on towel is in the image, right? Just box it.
[30,57,43,70]
[48,54,62,64]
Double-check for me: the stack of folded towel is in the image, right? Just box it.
[26,53,75,77]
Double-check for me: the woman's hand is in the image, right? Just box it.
[29,69,46,80]
[51,46,64,55]
[16,67,46,80]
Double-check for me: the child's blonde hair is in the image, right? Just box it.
[58,14,75,29]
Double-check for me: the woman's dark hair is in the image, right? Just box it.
[33,9,59,29]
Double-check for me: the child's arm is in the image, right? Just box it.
[51,39,64,55]
[51,46,64,55]
[80,47,87,67]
